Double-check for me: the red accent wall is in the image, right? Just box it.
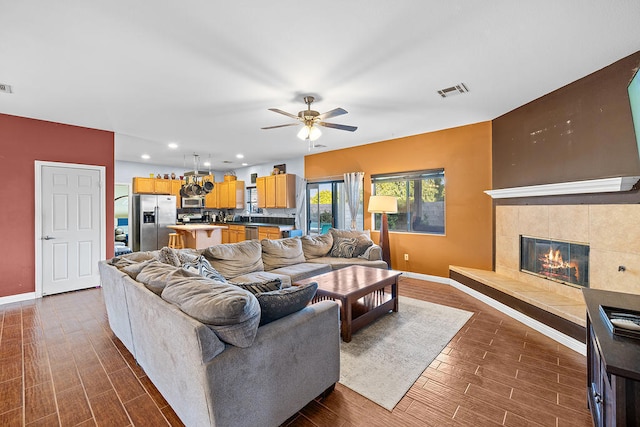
[0,113,114,298]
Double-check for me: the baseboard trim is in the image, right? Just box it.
[0,292,37,307]
[398,270,586,355]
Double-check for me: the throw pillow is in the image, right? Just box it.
[261,237,305,270]
[182,256,228,283]
[300,233,334,259]
[256,282,318,325]
[161,276,260,348]
[330,237,358,258]
[229,278,282,295]
[203,240,264,279]
[329,228,374,257]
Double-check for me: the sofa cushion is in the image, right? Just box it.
[203,240,264,279]
[269,262,332,283]
[161,276,260,347]
[329,228,374,257]
[230,271,292,288]
[330,237,358,258]
[307,257,389,270]
[136,261,200,295]
[182,256,228,283]
[300,233,334,259]
[261,237,306,271]
[256,282,318,325]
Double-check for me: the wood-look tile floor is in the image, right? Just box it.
[0,277,592,426]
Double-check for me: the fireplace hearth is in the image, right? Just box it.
[520,236,589,288]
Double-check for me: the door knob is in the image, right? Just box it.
[42,235,56,240]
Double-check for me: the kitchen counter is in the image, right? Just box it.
[167,224,227,249]
[214,222,294,230]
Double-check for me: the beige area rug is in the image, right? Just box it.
[339,296,473,411]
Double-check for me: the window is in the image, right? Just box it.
[307,180,364,234]
[371,169,445,235]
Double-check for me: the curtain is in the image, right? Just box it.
[343,172,364,230]
[295,176,307,231]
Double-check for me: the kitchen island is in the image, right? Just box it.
[167,224,228,250]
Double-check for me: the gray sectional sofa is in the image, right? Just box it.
[99,229,386,427]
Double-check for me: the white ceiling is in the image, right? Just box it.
[1,1,640,171]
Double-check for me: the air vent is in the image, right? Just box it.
[0,83,12,94]
[437,83,468,98]
[222,160,233,164]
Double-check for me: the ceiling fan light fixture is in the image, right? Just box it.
[297,124,322,141]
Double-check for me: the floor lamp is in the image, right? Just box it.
[368,195,397,269]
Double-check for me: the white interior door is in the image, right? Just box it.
[39,163,103,296]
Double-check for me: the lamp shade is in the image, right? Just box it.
[368,195,397,213]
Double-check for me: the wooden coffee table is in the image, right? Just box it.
[295,265,401,342]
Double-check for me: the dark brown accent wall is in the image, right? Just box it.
[493,51,640,203]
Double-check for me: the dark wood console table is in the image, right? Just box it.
[583,289,640,426]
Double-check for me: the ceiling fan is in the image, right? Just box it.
[261,96,357,141]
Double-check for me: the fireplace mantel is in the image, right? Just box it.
[484,176,640,199]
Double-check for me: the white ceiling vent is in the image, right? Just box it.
[0,83,12,94]
[437,83,468,98]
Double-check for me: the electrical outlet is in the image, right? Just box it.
[404,253,409,261]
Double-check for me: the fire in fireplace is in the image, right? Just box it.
[520,236,589,287]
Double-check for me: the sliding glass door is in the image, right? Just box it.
[307,181,363,234]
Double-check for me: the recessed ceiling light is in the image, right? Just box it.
[203,161,211,167]
[141,154,150,160]
[236,154,244,159]
[168,143,178,149]
[241,162,248,166]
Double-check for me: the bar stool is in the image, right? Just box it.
[168,233,184,249]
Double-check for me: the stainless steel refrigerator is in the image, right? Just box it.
[130,194,177,251]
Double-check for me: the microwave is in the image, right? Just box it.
[182,197,204,208]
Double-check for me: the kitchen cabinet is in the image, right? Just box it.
[217,180,245,209]
[133,177,174,195]
[257,174,296,208]
[204,175,218,208]
[258,226,282,241]
[171,180,183,208]
[227,225,245,243]
[275,173,296,208]
[221,227,229,244]
[583,289,640,427]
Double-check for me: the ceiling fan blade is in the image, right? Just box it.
[317,122,358,132]
[261,123,300,130]
[268,108,299,120]
[317,108,348,121]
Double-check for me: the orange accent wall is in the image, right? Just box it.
[305,121,493,277]
[0,113,114,298]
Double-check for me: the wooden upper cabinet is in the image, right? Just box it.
[265,175,277,208]
[154,179,172,195]
[215,180,245,209]
[275,174,296,208]
[133,177,173,195]
[218,182,229,208]
[229,180,245,209]
[132,177,155,194]
[257,174,296,208]
[256,176,266,208]
[171,180,183,208]
[204,176,218,208]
